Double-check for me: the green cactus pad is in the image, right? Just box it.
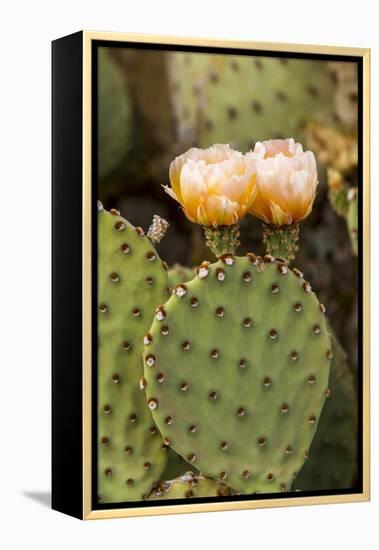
[328,183,350,218]
[168,264,196,289]
[143,255,332,494]
[169,53,338,151]
[146,472,235,500]
[294,331,357,490]
[98,204,170,503]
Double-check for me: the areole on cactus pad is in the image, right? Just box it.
[143,254,332,494]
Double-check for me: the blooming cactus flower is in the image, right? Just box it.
[248,139,318,226]
[164,144,258,227]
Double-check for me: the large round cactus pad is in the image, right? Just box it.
[143,255,332,494]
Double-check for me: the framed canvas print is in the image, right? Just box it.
[52,31,370,520]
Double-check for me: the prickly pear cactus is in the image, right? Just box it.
[327,170,351,217]
[169,53,338,151]
[146,472,235,500]
[294,331,357,490]
[143,254,332,494]
[328,62,358,130]
[98,49,131,181]
[98,203,170,503]
[168,264,195,289]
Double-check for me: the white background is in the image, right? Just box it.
[0,1,377,548]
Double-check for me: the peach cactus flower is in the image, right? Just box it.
[248,139,318,226]
[164,144,258,227]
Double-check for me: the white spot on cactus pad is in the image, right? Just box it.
[155,307,166,321]
[222,255,234,266]
[278,264,288,275]
[303,281,312,294]
[144,334,152,345]
[292,268,304,278]
[146,355,156,367]
[175,284,187,298]
[198,264,210,279]
[148,398,158,410]
[246,252,260,266]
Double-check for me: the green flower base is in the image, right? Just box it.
[262,223,300,264]
[204,224,241,258]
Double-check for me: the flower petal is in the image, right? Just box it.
[180,161,207,221]
[204,195,240,226]
[270,201,292,225]
[163,185,180,203]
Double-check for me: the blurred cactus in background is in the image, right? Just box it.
[327,168,358,256]
[304,122,359,258]
[328,61,358,130]
[169,54,339,151]
[98,49,132,182]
